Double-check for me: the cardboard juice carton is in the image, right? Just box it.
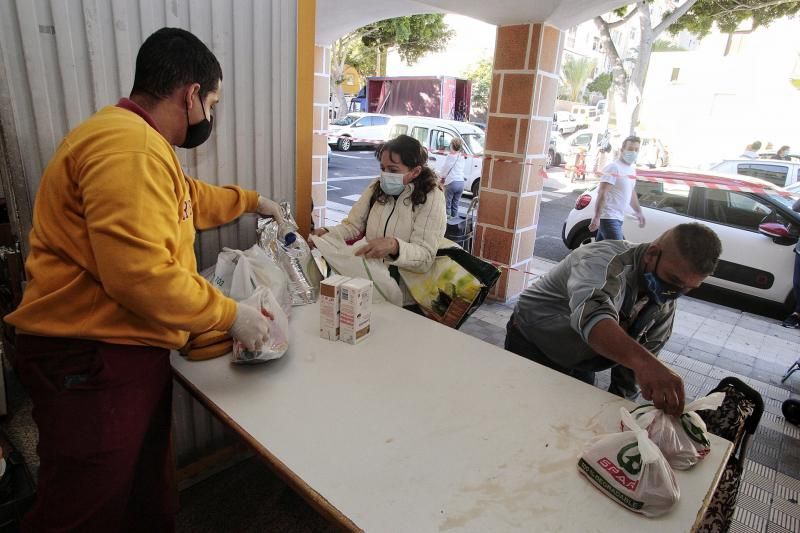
[339,278,372,344]
[319,274,350,340]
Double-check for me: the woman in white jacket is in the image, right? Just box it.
[312,135,447,301]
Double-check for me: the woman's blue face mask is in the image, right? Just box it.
[644,252,684,305]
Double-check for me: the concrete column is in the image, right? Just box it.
[311,44,330,230]
[475,23,564,301]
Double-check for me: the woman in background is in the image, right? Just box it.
[440,138,466,218]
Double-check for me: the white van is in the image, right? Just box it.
[386,116,486,196]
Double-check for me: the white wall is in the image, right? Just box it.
[638,18,800,168]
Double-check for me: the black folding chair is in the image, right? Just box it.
[695,377,764,533]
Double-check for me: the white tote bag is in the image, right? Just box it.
[310,233,404,306]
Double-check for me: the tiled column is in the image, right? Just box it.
[311,44,330,230]
[474,23,563,301]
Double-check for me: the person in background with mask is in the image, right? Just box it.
[311,135,446,306]
[589,135,645,241]
[4,28,284,531]
[505,223,722,415]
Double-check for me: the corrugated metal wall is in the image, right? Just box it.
[0,0,298,467]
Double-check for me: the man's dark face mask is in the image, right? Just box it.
[643,251,683,305]
[179,92,213,149]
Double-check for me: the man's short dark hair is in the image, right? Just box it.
[672,223,722,276]
[622,135,641,148]
[751,140,762,151]
[131,28,222,100]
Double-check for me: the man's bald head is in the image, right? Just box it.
[654,223,722,276]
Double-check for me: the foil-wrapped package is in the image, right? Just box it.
[257,202,321,305]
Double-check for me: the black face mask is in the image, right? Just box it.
[179,94,213,149]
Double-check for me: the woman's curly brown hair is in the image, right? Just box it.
[371,135,441,209]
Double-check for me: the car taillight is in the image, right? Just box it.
[575,194,592,210]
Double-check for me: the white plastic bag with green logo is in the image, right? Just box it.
[626,392,726,470]
[578,407,679,518]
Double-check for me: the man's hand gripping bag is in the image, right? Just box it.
[627,392,726,470]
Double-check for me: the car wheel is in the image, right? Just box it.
[547,149,554,167]
[471,178,480,197]
[558,128,565,135]
[337,136,352,151]
[570,227,596,249]
[554,152,562,166]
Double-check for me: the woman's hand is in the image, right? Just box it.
[354,237,399,259]
[308,228,329,249]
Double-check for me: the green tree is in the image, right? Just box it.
[330,15,454,118]
[652,39,686,52]
[594,0,799,135]
[668,0,800,36]
[461,57,493,122]
[586,72,612,96]
[561,56,597,102]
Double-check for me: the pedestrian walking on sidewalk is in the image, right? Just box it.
[589,135,646,241]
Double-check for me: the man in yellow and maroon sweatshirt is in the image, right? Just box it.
[4,28,280,532]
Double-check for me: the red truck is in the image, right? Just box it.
[350,76,472,121]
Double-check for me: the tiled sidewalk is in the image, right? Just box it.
[460,258,800,533]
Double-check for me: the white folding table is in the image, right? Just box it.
[171,302,731,532]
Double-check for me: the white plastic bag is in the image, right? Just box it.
[212,246,291,316]
[310,233,403,307]
[231,287,289,364]
[578,407,680,518]
[627,392,726,470]
[211,249,238,294]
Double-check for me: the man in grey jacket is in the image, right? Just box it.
[505,223,722,416]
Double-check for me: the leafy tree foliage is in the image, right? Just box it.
[461,57,493,121]
[561,56,597,102]
[587,72,613,96]
[668,0,800,37]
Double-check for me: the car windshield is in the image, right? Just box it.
[462,133,485,155]
[332,116,357,126]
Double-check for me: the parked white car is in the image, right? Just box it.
[562,168,800,307]
[327,112,391,151]
[710,158,800,188]
[553,111,578,135]
[386,116,485,196]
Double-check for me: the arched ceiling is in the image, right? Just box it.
[315,0,629,45]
